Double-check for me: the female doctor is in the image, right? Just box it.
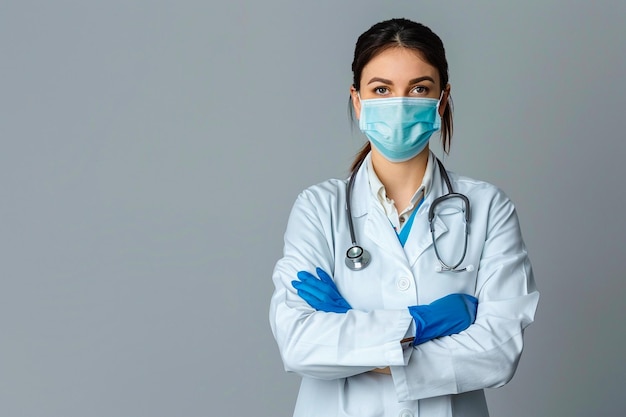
[269,18,539,417]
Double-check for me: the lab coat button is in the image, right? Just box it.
[399,409,414,417]
[396,277,411,291]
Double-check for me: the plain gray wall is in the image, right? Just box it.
[1,1,624,416]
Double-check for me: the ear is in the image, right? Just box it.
[438,83,451,117]
[350,85,361,119]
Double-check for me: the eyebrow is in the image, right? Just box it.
[367,76,436,85]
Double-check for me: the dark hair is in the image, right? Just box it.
[350,18,453,173]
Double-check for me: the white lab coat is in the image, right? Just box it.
[269,153,539,417]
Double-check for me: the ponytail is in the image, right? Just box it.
[350,142,371,174]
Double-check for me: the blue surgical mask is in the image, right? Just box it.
[358,96,441,162]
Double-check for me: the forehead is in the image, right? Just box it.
[361,47,440,84]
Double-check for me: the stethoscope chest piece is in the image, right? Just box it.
[345,245,371,271]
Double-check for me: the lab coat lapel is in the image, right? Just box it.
[364,198,407,261]
[403,208,447,267]
[350,155,407,264]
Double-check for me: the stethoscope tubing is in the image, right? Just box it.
[345,157,471,272]
[344,157,372,270]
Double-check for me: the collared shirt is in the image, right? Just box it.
[366,152,435,232]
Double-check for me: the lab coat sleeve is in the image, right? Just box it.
[390,186,540,401]
[269,186,414,380]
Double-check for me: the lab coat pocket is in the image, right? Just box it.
[416,262,477,303]
[338,373,385,417]
[416,203,478,301]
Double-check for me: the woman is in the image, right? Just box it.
[269,18,539,417]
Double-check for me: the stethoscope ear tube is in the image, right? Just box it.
[429,159,472,272]
[428,192,471,223]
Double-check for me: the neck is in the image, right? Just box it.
[371,148,429,211]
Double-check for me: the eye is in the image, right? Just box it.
[373,86,390,96]
[411,85,429,95]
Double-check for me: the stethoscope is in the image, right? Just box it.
[344,157,474,273]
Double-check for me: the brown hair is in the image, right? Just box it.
[349,18,453,173]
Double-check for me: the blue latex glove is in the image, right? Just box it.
[408,293,478,345]
[291,268,352,313]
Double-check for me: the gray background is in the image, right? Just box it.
[1,1,624,416]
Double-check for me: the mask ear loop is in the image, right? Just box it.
[436,89,448,163]
[436,89,445,112]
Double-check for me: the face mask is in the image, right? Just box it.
[358,96,442,162]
